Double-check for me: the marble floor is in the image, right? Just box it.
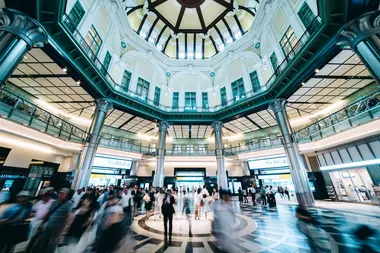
[13,200,380,253]
[127,201,380,253]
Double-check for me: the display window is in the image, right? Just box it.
[329,168,376,203]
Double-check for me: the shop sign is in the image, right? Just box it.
[248,156,288,169]
[93,156,132,169]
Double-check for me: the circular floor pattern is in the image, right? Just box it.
[131,213,257,242]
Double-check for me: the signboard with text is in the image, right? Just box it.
[93,156,132,170]
[248,156,289,169]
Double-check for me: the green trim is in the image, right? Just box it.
[136,77,150,100]
[172,92,179,109]
[249,71,260,93]
[121,70,132,91]
[66,0,85,32]
[280,26,297,57]
[231,78,245,102]
[154,86,161,106]
[220,87,227,106]
[202,92,209,110]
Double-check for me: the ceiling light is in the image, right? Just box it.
[76,80,81,85]
[149,37,155,43]
[301,82,305,86]
[320,159,380,171]
[23,56,28,59]
[315,69,320,73]
[140,31,147,39]
[62,67,67,72]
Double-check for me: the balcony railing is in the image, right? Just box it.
[98,138,157,156]
[0,89,88,143]
[165,150,215,156]
[61,15,322,113]
[224,139,283,156]
[294,91,380,143]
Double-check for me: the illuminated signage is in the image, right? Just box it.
[248,156,289,169]
[93,156,132,169]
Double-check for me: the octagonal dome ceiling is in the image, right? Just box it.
[125,0,261,59]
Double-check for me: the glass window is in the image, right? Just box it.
[173,145,181,153]
[186,145,194,153]
[220,87,227,106]
[66,0,85,32]
[202,92,209,110]
[101,51,112,75]
[136,78,149,100]
[154,87,161,106]
[172,92,179,109]
[298,2,320,34]
[198,145,207,153]
[249,71,260,93]
[121,70,132,91]
[231,78,245,102]
[280,26,298,58]
[270,52,278,72]
[84,25,103,61]
[185,92,196,111]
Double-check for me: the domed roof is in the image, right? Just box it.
[126,0,260,59]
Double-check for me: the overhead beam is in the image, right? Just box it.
[155,25,167,46]
[175,6,186,30]
[214,25,226,45]
[193,33,196,60]
[313,75,373,80]
[137,14,148,34]
[118,115,137,129]
[239,5,256,17]
[127,5,143,15]
[162,35,172,52]
[146,17,159,41]
[234,15,244,34]
[10,74,69,78]
[222,18,235,41]
[213,0,231,8]
[185,33,188,59]
[209,36,219,53]
[244,116,262,129]
[150,0,168,8]
[196,6,206,30]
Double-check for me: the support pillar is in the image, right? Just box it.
[0,9,48,89]
[337,11,380,85]
[153,121,170,188]
[211,121,228,190]
[73,99,112,189]
[269,99,315,207]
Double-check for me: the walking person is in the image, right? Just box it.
[162,189,175,244]
[238,187,243,205]
[194,188,202,220]
[26,188,73,253]
[182,191,192,237]
[243,188,248,203]
[143,188,155,220]
[284,186,290,200]
[260,186,267,206]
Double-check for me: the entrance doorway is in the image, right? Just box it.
[174,169,205,194]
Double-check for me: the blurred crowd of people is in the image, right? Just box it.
[0,184,378,253]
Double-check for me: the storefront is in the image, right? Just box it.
[248,156,297,200]
[89,155,132,187]
[327,168,376,203]
[317,138,380,205]
[174,169,206,191]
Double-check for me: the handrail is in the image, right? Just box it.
[293,91,380,141]
[0,89,88,143]
[98,137,157,155]
[224,139,283,156]
[165,150,215,156]
[60,14,322,113]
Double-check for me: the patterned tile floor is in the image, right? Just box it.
[13,200,380,253]
[129,200,380,253]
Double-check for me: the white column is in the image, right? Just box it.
[211,121,228,190]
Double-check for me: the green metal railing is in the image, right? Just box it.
[61,14,322,113]
[294,91,380,143]
[165,150,215,156]
[0,89,88,143]
[224,139,283,156]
